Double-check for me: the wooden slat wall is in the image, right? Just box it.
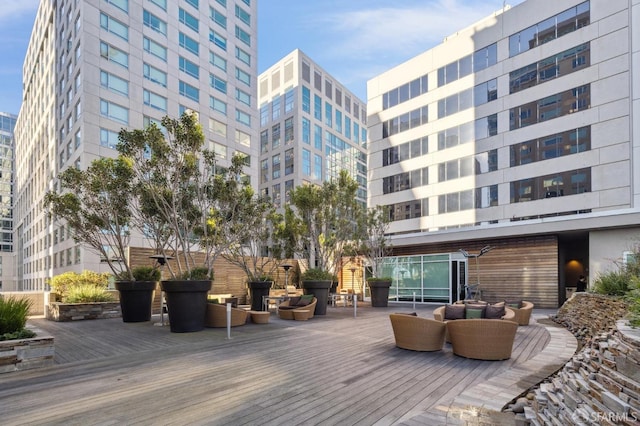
[129,247,299,308]
[391,235,559,308]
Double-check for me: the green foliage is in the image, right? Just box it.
[118,112,249,280]
[0,295,32,336]
[49,271,111,302]
[131,266,161,281]
[64,284,116,303]
[179,267,213,281]
[301,268,335,281]
[626,276,640,327]
[44,156,135,278]
[0,329,37,341]
[592,271,630,296]
[286,170,362,275]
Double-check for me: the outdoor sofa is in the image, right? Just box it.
[277,296,317,320]
[506,301,534,326]
[389,313,446,351]
[205,302,249,327]
[446,319,518,360]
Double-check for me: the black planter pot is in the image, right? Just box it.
[160,280,212,332]
[115,281,157,322]
[248,281,272,311]
[368,279,392,307]
[301,280,332,315]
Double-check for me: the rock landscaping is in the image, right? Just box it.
[507,293,639,425]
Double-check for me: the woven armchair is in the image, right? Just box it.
[508,301,534,326]
[205,303,249,328]
[277,298,317,320]
[389,314,446,352]
[446,319,518,360]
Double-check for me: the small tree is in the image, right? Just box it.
[222,183,287,282]
[355,205,393,279]
[286,170,361,277]
[44,156,135,279]
[117,112,247,279]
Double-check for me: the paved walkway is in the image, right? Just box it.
[1,304,576,425]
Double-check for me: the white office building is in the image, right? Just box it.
[367,0,639,307]
[13,0,258,291]
[0,112,16,290]
[258,49,368,209]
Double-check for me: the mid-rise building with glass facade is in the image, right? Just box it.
[13,0,258,291]
[0,112,16,290]
[258,49,368,208]
[367,0,639,307]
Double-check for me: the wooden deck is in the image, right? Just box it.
[0,304,573,425]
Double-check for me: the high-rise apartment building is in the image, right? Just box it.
[258,49,368,209]
[0,112,16,290]
[13,0,258,291]
[367,0,638,307]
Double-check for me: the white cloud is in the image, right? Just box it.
[0,0,39,22]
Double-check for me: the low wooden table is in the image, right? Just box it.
[292,309,311,321]
[249,311,270,324]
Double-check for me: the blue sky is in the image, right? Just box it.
[0,0,522,114]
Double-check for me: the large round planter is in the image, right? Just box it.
[248,281,273,311]
[301,280,332,315]
[160,280,212,332]
[115,281,157,322]
[368,279,392,307]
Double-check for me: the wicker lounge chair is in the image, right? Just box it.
[205,303,249,327]
[446,319,518,360]
[389,314,446,352]
[507,301,534,325]
[277,297,317,320]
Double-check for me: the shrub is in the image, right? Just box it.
[592,271,629,296]
[64,283,115,303]
[179,267,213,280]
[0,295,33,337]
[132,266,161,281]
[301,268,335,281]
[48,270,112,302]
[626,276,640,327]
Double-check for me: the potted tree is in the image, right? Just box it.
[356,205,394,307]
[286,171,362,315]
[222,188,288,311]
[117,112,247,332]
[115,266,161,322]
[44,156,160,321]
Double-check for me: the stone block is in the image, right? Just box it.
[601,391,631,414]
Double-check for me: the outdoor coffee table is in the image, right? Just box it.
[249,311,270,324]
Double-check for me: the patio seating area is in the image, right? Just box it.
[0,304,576,425]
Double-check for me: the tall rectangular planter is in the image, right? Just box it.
[47,302,121,321]
[0,336,55,374]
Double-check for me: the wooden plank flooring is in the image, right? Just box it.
[0,305,564,426]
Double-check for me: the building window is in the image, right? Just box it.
[143,62,167,87]
[210,7,227,29]
[148,0,166,10]
[235,5,250,25]
[179,8,199,32]
[100,70,128,96]
[179,81,199,102]
[235,47,250,66]
[210,51,227,71]
[302,149,311,176]
[302,118,310,144]
[510,168,590,203]
[100,41,128,68]
[272,123,280,148]
[284,88,294,113]
[210,96,227,115]
[235,25,250,46]
[510,85,590,130]
[510,126,590,166]
[100,13,128,40]
[509,2,590,57]
[209,73,227,94]
[210,29,227,50]
[236,88,251,106]
[235,67,250,86]
[143,10,167,35]
[143,89,168,111]
[236,109,250,126]
[383,74,428,110]
[143,37,167,61]
[179,32,199,56]
[284,117,294,143]
[100,128,119,149]
[100,99,129,124]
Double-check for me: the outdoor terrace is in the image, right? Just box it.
[0,304,575,425]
